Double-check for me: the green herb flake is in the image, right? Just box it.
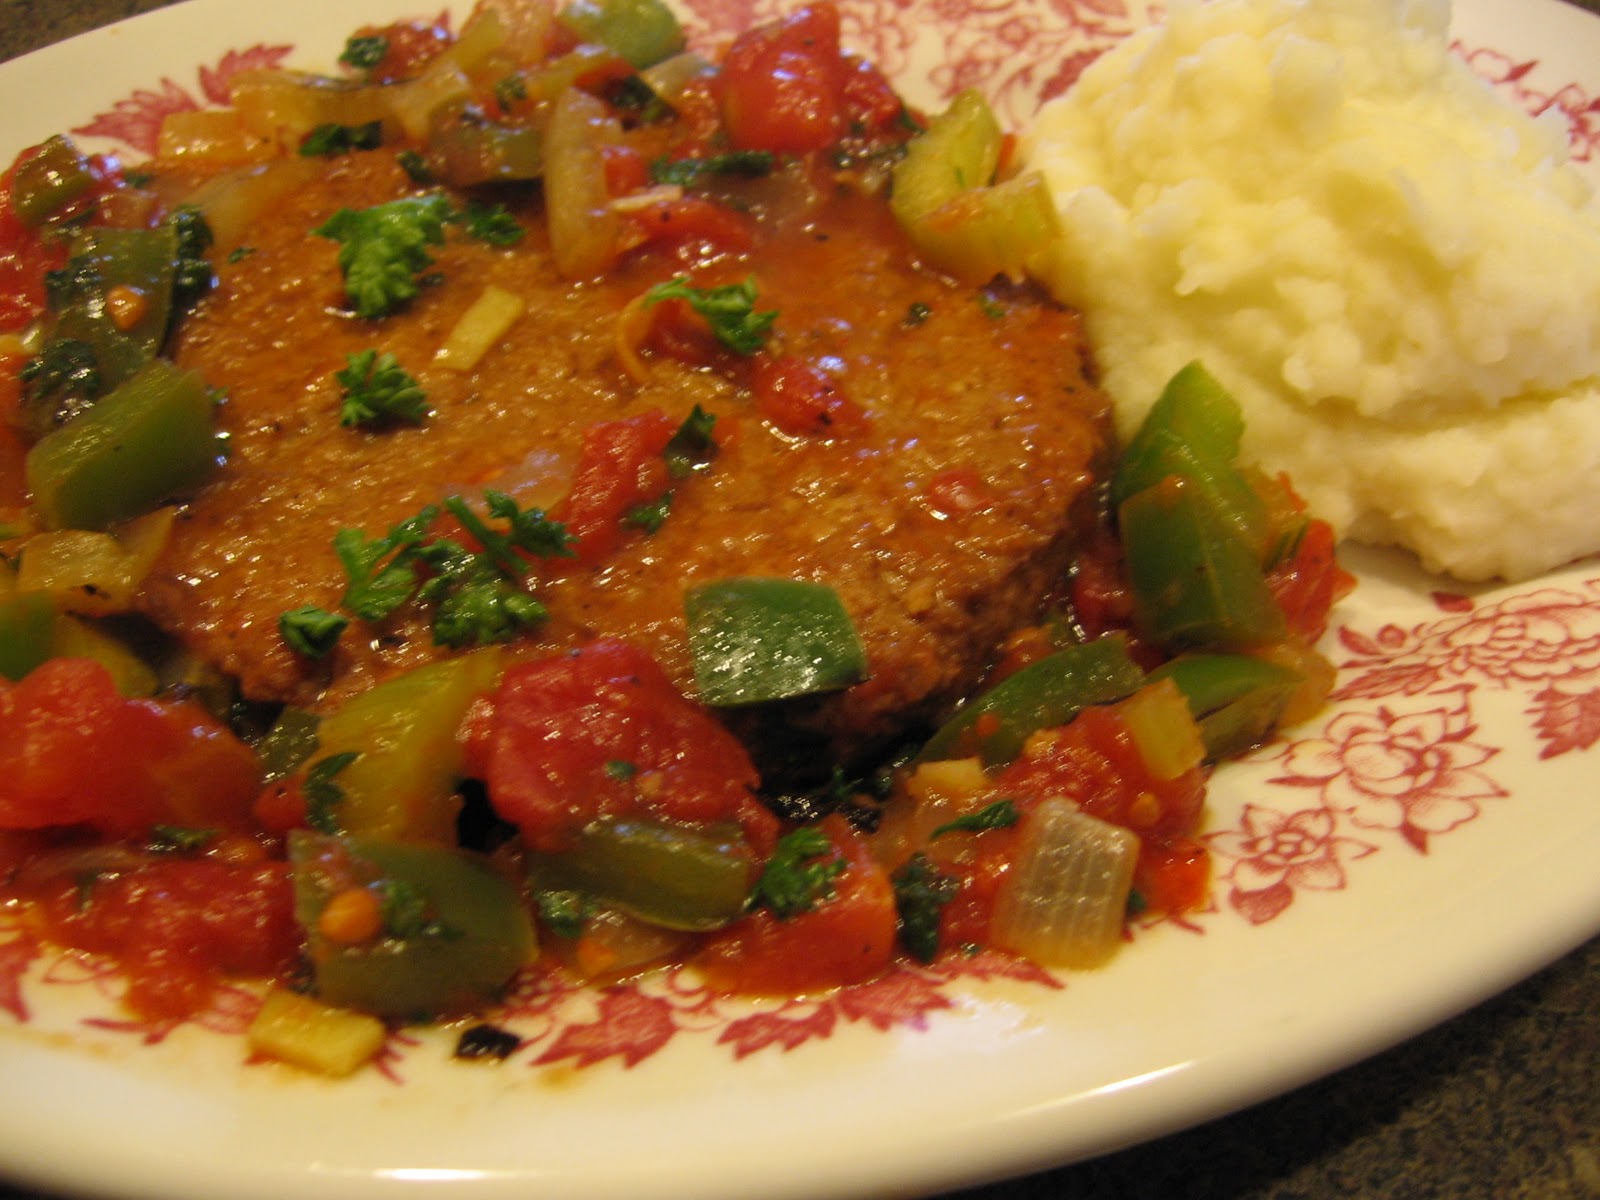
[643,275,776,356]
[449,200,526,248]
[622,493,672,534]
[649,150,774,188]
[493,74,528,113]
[278,605,349,659]
[340,34,389,71]
[891,852,959,963]
[334,506,439,621]
[931,798,1020,839]
[226,245,257,264]
[396,150,434,184]
[147,825,218,855]
[663,404,718,479]
[300,120,384,158]
[604,759,639,781]
[314,194,452,319]
[748,826,845,920]
[303,750,360,835]
[335,348,429,428]
[536,889,596,939]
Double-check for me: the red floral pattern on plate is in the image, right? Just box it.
[11,3,1598,1076]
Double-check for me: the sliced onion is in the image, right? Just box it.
[434,285,526,372]
[990,798,1140,970]
[15,507,175,616]
[543,87,623,280]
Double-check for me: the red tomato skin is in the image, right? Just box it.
[0,154,67,333]
[480,639,776,854]
[716,5,848,154]
[35,857,298,1022]
[555,409,676,562]
[1268,517,1355,643]
[0,658,261,838]
[626,196,753,261]
[695,816,896,994]
[751,354,869,438]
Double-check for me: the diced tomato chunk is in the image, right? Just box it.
[555,409,677,562]
[625,195,753,260]
[751,354,869,438]
[0,658,262,838]
[695,815,896,993]
[716,4,848,154]
[1267,517,1355,643]
[477,638,776,853]
[34,856,298,1021]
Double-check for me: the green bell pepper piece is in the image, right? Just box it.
[1147,652,1303,760]
[26,358,221,531]
[52,225,180,395]
[685,577,868,707]
[527,816,755,932]
[9,136,99,228]
[1119,476,1286,653]
[1111,360,1269,557]
[890,89,1002,228]
[557,0,685,68]
[308,648,503,844]
[290,831,535,1022]
[0,592,56,681]
[919,635,1145,766]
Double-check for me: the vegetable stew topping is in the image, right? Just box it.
[0,0,1351,1073]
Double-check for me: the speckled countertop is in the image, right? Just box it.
[0,1,1597,1197]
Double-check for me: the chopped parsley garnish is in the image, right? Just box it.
[19,337,100,431]
[536,889,596,939]
[377,876,447,939]
[300,120,384,157]
[314,194,453,319]
[604,759,638,780]
[227,245,257,264]
[278,604,349,659]
[643,275,776,356]
[334,506,438,622]
[396,150,434,184]
[748,826,846,919]
[448,200,525,247]
[334,348,429,427]
[623,493,672,533]
[340,34,389,71]
[931,799,1020,838]
[304,751,360,835]
[329,493,572,647]
[904,301,932,326]
[147,825,218,855]
[649,150,775,188]
[169,205,216,313]
[493,74,528,114]
[891,852,959,963]
[663,404,718,479]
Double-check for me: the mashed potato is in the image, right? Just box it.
[1021,0,1600,581]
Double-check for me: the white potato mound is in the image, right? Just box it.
[1021,0,1600,581]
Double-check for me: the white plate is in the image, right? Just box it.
[2,1,1599,1198]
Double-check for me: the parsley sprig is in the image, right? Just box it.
[324,491,575,649]
[314,195,452,319]
[649,150,774,188]
[644,276,776,356]
[335,349,429,428]
[748,826,846,919]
